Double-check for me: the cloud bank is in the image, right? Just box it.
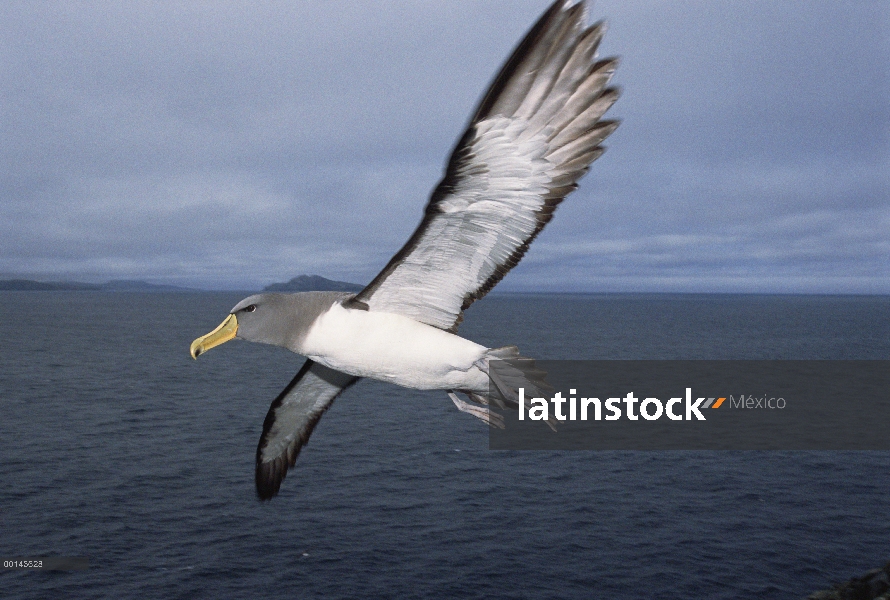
[1,1,887,292]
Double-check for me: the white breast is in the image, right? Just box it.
[299,303,488,391]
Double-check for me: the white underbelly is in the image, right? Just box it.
[299,304,489,391]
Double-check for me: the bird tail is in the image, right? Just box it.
[481,346,554,410]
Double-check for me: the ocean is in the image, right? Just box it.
[1,292,888,599]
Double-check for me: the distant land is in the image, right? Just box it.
[262,275,363,293]
[0,279,196,292]
[0,275,364,293]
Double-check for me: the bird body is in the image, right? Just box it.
[300,301,489,392]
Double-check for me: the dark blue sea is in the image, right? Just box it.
[2,292,889,599]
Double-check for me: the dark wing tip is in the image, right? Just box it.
[255,454,291,501]
[474,0,580,122]
[254,408,319,501]
[255,458,282,501]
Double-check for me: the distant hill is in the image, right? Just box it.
[0,279,195,292]
[0,279,100,291]
[100,280,195,292]
[262,275,363,293]
[0,276,363,293]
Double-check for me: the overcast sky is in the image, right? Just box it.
[1,1,887,292]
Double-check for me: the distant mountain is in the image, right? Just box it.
[100,280,195,292]
[0,279,196,292]
[0,276,362,293]
[0,279,100,291]
[262,275,363,293]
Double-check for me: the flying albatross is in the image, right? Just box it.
[190,0,620,500]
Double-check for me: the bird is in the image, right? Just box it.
[190,0,620,500]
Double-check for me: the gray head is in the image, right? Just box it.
[190,291,353,358]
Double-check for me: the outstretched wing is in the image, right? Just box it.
[255,359,358,500]
[348,0,619,331]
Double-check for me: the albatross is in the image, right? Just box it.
[190,0,620,499]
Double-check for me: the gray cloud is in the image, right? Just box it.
[1,0,887,292]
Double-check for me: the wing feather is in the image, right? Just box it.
[523,21,606,137]
[349,0,620,331]
[474,0,574,121]
[254,359,358,500]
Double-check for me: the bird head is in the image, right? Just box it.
[190,293,293,358]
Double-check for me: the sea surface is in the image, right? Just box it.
[1,292,889,599]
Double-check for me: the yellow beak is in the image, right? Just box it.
[190,314,238,359]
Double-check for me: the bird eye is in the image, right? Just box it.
[244,305,256,313]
